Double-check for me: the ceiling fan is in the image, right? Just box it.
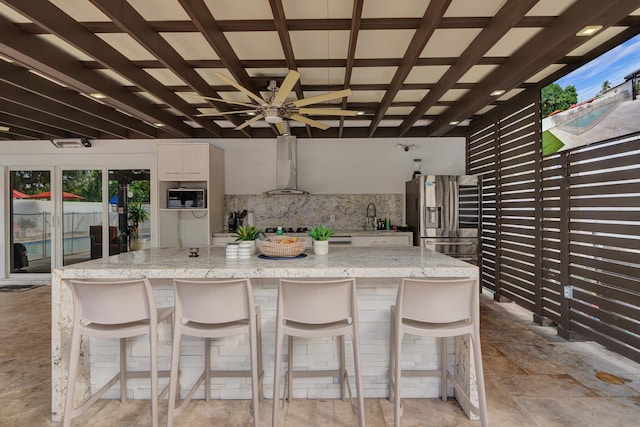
[188,70,362,135]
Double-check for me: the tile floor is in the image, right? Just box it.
[1,285,640,426]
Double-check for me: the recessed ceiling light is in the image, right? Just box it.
[0,125,10,132]
[490,89,506,97]
[356,111,365,116]
[89,92,107,99]
[576,25,603,37]
[153,122,165,127]
[449,121,460,126]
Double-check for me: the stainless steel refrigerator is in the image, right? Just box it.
[405,174,481,264]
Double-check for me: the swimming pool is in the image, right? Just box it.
[559,103,616,134]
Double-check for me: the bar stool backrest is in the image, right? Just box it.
[174,279,254,324]
[69,279,154,325]
[398,278,477,324]
[279,279,355,325]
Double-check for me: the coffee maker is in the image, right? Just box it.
[228,210,247,232]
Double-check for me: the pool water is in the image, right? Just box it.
[562,103,616,131]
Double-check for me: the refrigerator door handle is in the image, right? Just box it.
[452,179,459,231]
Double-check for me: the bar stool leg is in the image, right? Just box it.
[250,317,260,427]
[272,324,285,427]
[287,336,294,402]
[167,329,183,427]
[388,309,396,401]
[120,338,127,402]
[352,331,365,427]
[441,337,447,401]
[149,325,159,427]
[63,325,82,427]
[394,328,403,427]
[472,330,489,427]
[205,338,212,402]
[339,335,346,400]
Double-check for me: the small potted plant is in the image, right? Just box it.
[308,225,334,255]
[234,225,260,254]
[127,202,149,251]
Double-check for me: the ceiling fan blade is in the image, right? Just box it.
[290,89,353,107]
[275,121,288,135]
[214,72,266,105]
[298,108,360,116]
[273,70,300,106]
[180,93,256,108]
[289,114,330,130]
[196,110,256,117]
[235,114,264,131]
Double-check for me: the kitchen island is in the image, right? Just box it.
[51,246,479,421]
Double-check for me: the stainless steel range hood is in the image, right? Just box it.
[265,135,308,195]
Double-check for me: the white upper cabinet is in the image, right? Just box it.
[158,143,209,181]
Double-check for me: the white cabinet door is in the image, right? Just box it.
[158,143,209,180]
[181,144,209,180]
[157,144,183,180]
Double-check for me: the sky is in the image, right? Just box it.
[553,33,640,102]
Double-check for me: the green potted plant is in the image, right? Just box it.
[308,225,333,255]
[127,202,149,250]
[234,225,260,254]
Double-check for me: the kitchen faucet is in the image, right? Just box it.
[366,203,377,230]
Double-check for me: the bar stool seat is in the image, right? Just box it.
[63,278,173,427]
[167,278,263,427]
[273,278,365,427]
[388,277,488,427]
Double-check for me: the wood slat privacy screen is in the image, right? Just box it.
[468,89,640,363]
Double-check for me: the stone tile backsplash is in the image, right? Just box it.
[225,194,404,232]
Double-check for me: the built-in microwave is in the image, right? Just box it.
[167,188,206,209]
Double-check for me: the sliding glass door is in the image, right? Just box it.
[10,170,52,274]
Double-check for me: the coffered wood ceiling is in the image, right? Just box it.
[0,0,638,140]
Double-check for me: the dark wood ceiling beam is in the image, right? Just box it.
[338,0,364,137]
[398,0,540,136]
[141,82,478,93]
[427,0,640,136]
[178,0,262,99]
[269,0,309,137]
[0,116,57,139]
[0,80,131,139]
[0,100,101,139]
[80,56,510,70]
[0,17,192,137]
[367,0,452,137]
[89,0,248,136]
[0,60,158,138]
[15,16,578,34]
[0,0,218,137]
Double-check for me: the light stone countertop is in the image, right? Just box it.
[53,245,476,279]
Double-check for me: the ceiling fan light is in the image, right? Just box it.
[264,107,282,123]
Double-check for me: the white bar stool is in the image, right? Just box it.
[272,278,365,427]
[63,278,173,427]
[388,277,488,427]
[167,278,263,427]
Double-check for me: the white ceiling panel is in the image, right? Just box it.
[203,0,273,20]
[290,31,350,60]
[97,34,156,61]
[526,0,576,17]
[362,0,428,18]
[458,65,500,83]
[567,26,628,56]
[484,28,543,57]
[282,0,353,19]
[0,3,32,23]
[49,0,108,21]
[297,68,346,85]
[444,0,507,17]
[350,67,398,84]
[347,90,385,103]
[96,69,134,86]
[405,66,450,84]
[355,30,416,59]
[393,90,429,103]
[421,29,483,58]
[225,32,285,60]
[439,89,470,102]
[144,69,186,86]
[161,33,220,60]
[525,64,567,84]
[128,0,191,20]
